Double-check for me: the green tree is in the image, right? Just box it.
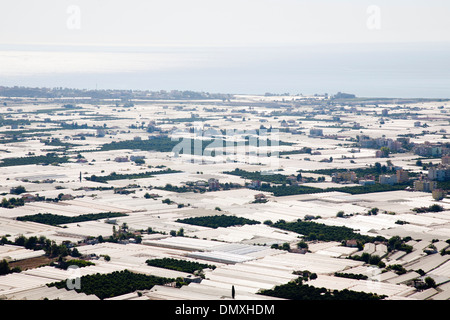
[14,235,26,247]
[425,277,436,288]
[297,241,308,249]
[380,147,390,157]
[0,259,11,275]
[135,235,142,244]
[24,236,37,250]
[368,255,382,266]
[10,185,26,195]
[71,248,81,257]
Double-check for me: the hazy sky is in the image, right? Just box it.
[1,1,450,97]
[1,0,450,47]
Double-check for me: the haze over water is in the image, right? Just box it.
[1,1,450,98]
[1,42,449,98]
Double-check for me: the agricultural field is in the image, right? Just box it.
[0,90,449,301]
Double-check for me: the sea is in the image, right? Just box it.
[1,42,449,98]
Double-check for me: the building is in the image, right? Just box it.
[432,189,446,201]
[289,248,307,254]
[249,180,261,189]
[413,143,443,157]
[21,194,36,202]
[114,156,129,162]
[346,240,358,248]
[114,189,133,195]
[431,147,443,157]
[253,193,268,203]
[379,175,397,185]
[334,92,355,99]
[59,194,74,201]
[442,155,450,165]
[254,193,267,200]
[414,180,437,192]
[387,140,402,152]
[358,135,376,148]
[130,155,145,162]
[359,179,375,186]
[96,128,106,137]
[396,169,409,184]
[195,180,207,188]
[428,165,450,182]
[331,171,357,183]
[208,178,220,191]
[286,175,298,185]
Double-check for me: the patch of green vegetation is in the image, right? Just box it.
[1,197,25,208]
[326,183,411,195]
[176,214,260,229]
[146,258,216,274]
[224,168,292,184]
[55,259,95,270]
[154,184,192,193]
[100,136,293,155]
[279,147,312,156]
[16,212,128,226]
[412,204,444,213]
[86,168,181,183]
[334,272,368,280]
[100,136,181,152]
[10,185,27,195]
[386,264,407,275]
[271,243,291,251]
[0,153,69,167]
[348,253,385,267]
[386,236,413,253]
[305,163,395,179]
[0,259,21,275]
[260,183,410,197]
[2,235,76,258]
[258,277,386,300]
[227,169,411,196]
[162,117,218,123]
[0,117,30,127]
[437,181,450,191]
[272,220,385,243]
[259,184,324,196]
[47,270,174,300]
[42,138,75,148]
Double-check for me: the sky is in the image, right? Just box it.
[0,1,450,97]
